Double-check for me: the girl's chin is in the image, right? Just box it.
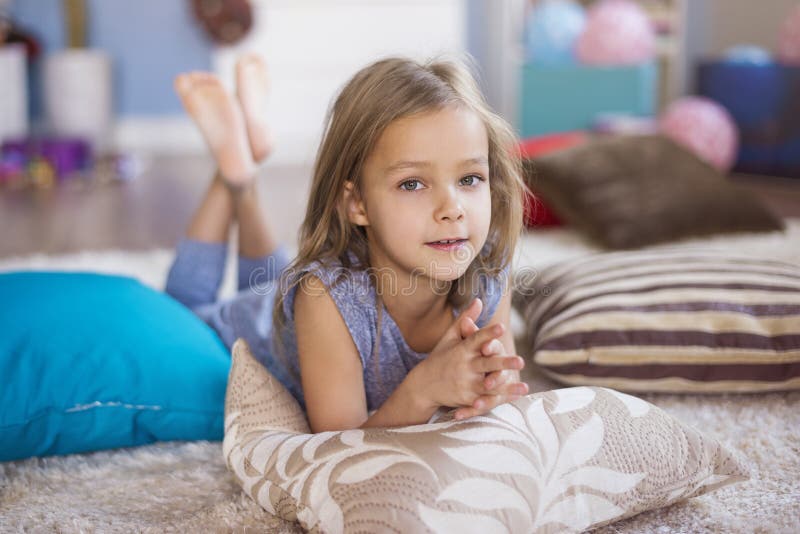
[422,260,472,282]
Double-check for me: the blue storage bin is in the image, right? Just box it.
[519,61,658,137]
[698,61,800,178]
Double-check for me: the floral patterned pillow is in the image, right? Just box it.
[223,339,749,533]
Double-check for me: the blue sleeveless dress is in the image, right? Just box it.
[166,240,508,412]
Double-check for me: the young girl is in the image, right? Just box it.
[165,54,530,433]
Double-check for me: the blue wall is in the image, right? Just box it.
[10,0,213,117]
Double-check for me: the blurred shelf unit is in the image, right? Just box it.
[519,62,658,137]
[518,0,688,136]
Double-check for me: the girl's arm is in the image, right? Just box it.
[294,275,437,432]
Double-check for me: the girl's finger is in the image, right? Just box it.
[453,406,476,420]
[483,369,510,391]
[466,392,526,419]
[473,354,524,374]
[472,394,499,411]
[455,404,487,420]
[481,338,505,357]
[478,391,526,409]
[460,316,480,340]
[455,394,497,419]
[466,322,505,352]
[475,383,528,407]
[495,382,529,397]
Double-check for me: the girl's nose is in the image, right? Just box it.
[434,187,465,222]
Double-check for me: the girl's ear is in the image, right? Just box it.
[343,181,370,226]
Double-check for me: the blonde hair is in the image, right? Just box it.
[272,55,528,375]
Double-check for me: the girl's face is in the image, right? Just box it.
[350,105,492,284]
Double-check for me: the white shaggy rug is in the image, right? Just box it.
[1,222,800,533]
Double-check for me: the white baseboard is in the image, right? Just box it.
[113,116,203,153]
[112,116,318,166]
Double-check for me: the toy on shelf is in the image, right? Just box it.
[27,156,57,189]
[94,152,142,183]
[723,45,774,66]
[524,0,586,65]
[575,0,656,66]
[0,156,25,188]
[658,96,739,173]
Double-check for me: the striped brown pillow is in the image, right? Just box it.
[512,249,800,393]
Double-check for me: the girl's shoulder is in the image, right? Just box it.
[283,252,377,365]
[283,256,375,320]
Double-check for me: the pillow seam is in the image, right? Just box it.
[1,405,223,429]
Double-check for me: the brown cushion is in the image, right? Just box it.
[523,135,785,249]
[512,248,800,393]
[224,339,748,532]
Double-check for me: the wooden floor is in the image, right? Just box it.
[0,155,313,258]
[1,156,798,259]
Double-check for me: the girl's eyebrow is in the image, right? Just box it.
[384,156,489,173]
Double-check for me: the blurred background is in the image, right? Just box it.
[0,0,799,257]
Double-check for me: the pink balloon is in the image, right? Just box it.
[658,97,739,172]
[778,5,800,65]
[575,0,656,65]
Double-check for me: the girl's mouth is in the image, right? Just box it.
[425,238,467,251]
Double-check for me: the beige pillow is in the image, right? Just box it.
[223,339,748,533]
[512,249,800,393]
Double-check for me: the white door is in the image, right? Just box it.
[213,0,467,165]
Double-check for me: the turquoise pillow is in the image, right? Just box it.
[0,272,231,462]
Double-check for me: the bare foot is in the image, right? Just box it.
[175,71,255,187]
[235,53,274,163]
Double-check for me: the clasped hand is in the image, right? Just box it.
[413,298,529,420]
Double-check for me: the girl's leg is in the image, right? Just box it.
[165,173,233,308]
[235,183,276,259]
[236,53,273,163]
[173,71,256,187]
[187,171,235,243]
[234,54,290,291]
[166,70,257,307]
[233,183,291,291]
[235,53,278,262]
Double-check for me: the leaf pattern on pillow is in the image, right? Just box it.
[607,389,651,417]
[231,426,440,530]
[223,339,749,533]
[552,386,597,414]
[431,395,645,533]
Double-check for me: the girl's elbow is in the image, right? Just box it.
[307,409,368,433]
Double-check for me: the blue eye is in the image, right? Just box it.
[460,174,485,186]
[400,179,422,191]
